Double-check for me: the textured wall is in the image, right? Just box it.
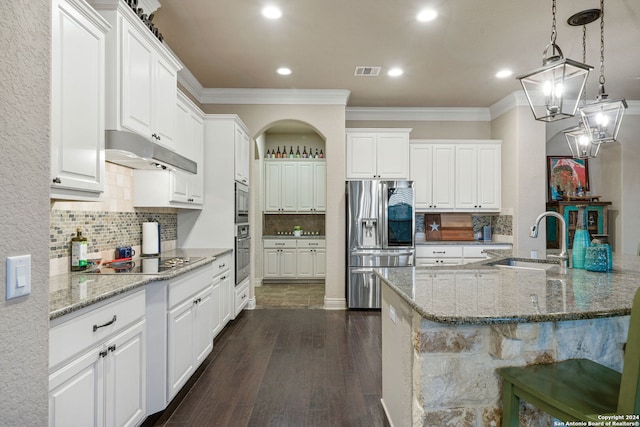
[0,1,51,425]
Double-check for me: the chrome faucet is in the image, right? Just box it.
[530,211,569,270]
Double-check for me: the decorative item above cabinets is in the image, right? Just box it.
[88,0,182,151]
[346,128,411,179]
[51,0,110,200]
[410,140,501,212]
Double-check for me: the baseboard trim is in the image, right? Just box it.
[324,297,347,310]
[380,398,395,427]
[247,297,256,310]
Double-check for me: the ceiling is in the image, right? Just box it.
[153,0,640,108]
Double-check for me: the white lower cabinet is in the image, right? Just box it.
[296,240,326,278]
[263,239,326,280]
[416,244,512,266]
[210,253,233,336]
[166,267,214,402]
[49,290,146,427]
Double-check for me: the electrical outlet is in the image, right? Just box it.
[530,249,538,259]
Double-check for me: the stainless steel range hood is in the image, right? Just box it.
[105,130,197,174]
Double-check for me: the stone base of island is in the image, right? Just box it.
[377,255,640,426]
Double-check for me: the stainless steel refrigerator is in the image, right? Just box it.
[346,180,415,309]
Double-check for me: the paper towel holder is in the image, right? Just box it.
[142,221,161,257]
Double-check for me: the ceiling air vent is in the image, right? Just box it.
[354,66,381,77]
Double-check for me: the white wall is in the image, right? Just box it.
[0,1,50,424]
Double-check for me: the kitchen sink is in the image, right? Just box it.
[487,258,559,271]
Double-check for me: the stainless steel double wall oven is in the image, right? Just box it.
[235,182,250,286]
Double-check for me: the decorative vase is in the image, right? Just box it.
[571,205,591,269]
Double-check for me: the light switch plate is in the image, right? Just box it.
[6,255,31,300]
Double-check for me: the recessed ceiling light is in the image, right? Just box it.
[496,69,513,78]
[277,67,291,75]
[416,9,438,22]
[262,5,282,19]
[388,68,404,77]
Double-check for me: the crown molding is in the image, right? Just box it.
[489,91,530,120]
[199,88,351,105]
[346,107,491,122]
[177,66,205,101]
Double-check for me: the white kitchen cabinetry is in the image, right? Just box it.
[346,129,411,179]
[455,144,501,211]
[166,266,214,402]
[263,239,297,279]
[210,252,234,333]
[132,92,204,209]
[264,160,326,213]
[235,125,251,185]
[49,290,146,427]
[296,239,326,278]
[235,279,250,317]
[51,0,110,200]
[410,144,456,210]
[90,0,181,149]
[461,245,512,264]
[416,245,464,266]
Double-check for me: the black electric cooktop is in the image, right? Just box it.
[85,256,204,275]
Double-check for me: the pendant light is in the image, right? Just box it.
[565,20,599,159]
[578,0,627,144]
[517,0,593,122]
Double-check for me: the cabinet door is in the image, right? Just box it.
[346,134,377,179]
[264,162,282,212]
[211,277,222,337]
[376,133,409,179]
[410,145,434,209]
[120,18,153,137]
[170,171,190,204]
[314,249,326,278]
[476,144,501,210]
[455,145,478,209]
[235,126,250,185]
[281,162,298,211]
[432,145,456,209]
[51,0,105,196]
[263,249,280,278]
[280,249,297,277]
[297,163,314,212]
[221,274,233,327]
[167,299,195,400]
[49,346,104,427]
[313,163,327,211]
[194,286,213,366]
[105,320,146,427]
[188,113,205,204]
[296,249,314,278]
[153,55,177,151]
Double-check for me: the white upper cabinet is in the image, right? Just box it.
[410,144,455,210]
[455,143,501,211]
[90,0,181,149]
[51,0,110,200]
[410,140,501,212]
[346,129,411,179]
[235,125,250,185]
[263,160,326,213]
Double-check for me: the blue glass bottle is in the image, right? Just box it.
[571,206,590,269]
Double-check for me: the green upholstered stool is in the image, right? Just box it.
[498,287,640,426]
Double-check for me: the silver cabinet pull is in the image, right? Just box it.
[93,315,117,332]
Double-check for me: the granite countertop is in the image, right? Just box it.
[262,235,325,239]
[377,255,640,325]
[415,240,512,246]
[49,248,232,320]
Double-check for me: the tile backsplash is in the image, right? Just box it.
[263,214,325,235]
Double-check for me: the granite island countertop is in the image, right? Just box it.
[377,255,640,325]
[49,248,232,320]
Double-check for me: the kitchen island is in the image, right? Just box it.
[377,255,640,427]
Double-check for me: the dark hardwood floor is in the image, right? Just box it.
[145,309,388,427]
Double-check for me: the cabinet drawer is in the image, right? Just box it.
[463,246,490,258]
[416,246,463,258]
[263,239,297,249]
[50,290,145,369]
[168,264,214,308]
[213,253,232,275]
[297,239,326,248]
[235,280,250,315]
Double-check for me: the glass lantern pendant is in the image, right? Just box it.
[564,124,600,159]
[517,0,592,122]
[580,95,627,144]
